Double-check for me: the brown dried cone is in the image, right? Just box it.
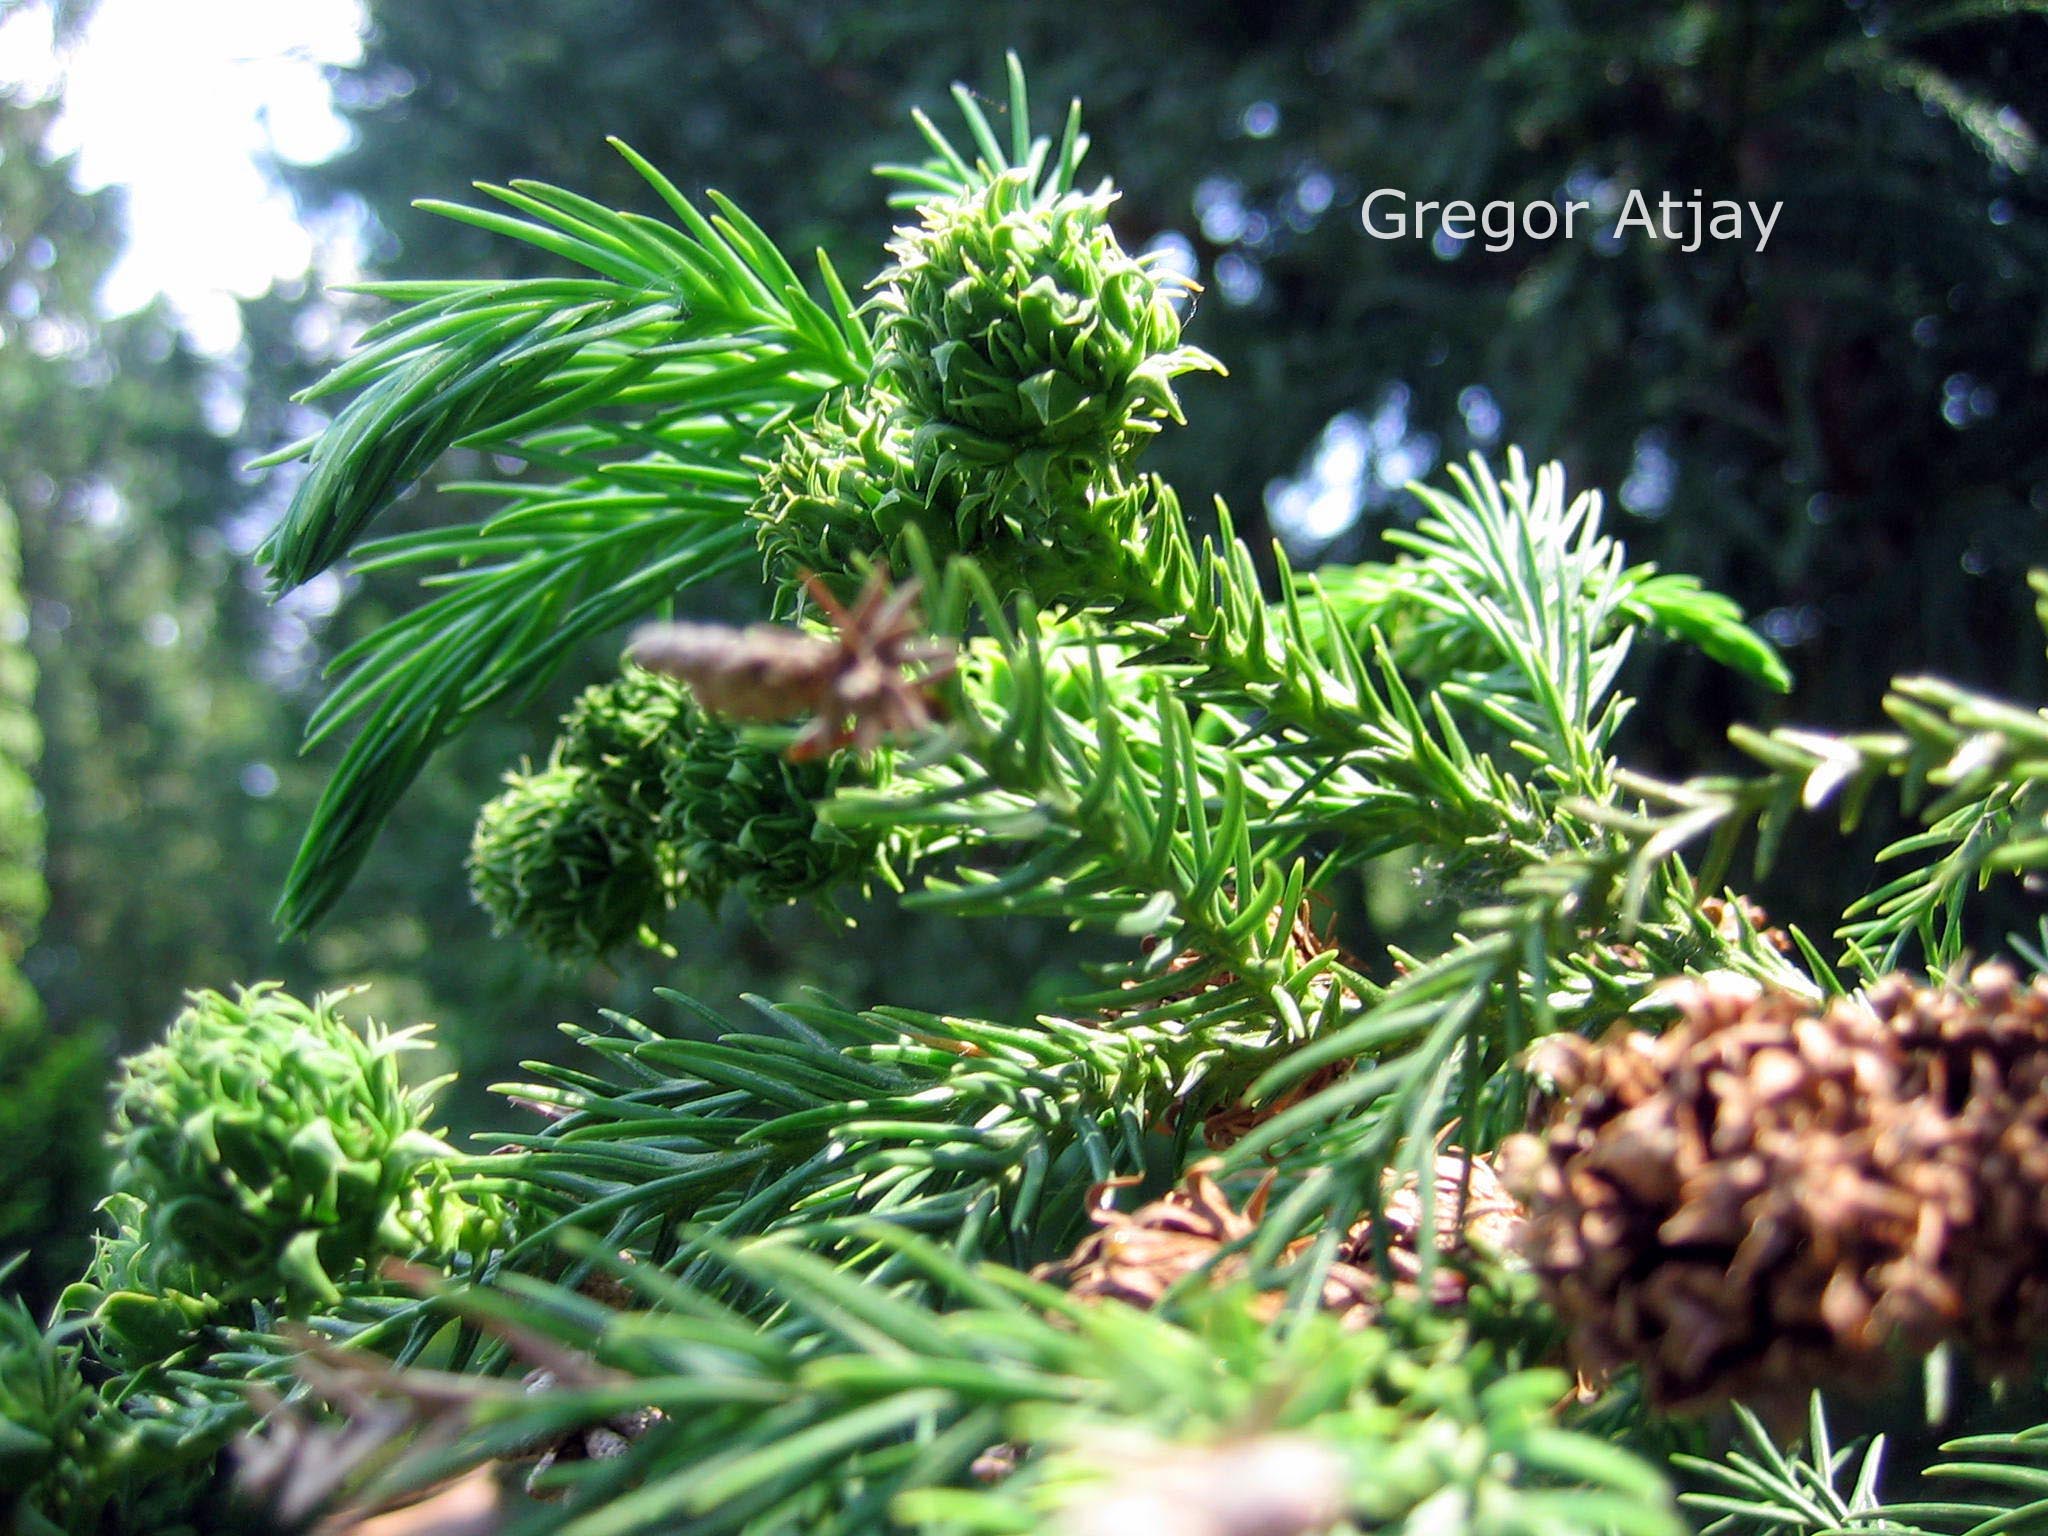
[1501,967,2048,1414]
[1201,1058,1352,1152]
[1034,1166,1374,1322]
[1698,894,1792,954]
[1367,1150,1528,1307]
[1036,1154,1521,1323]
[1868,964,2048,1360]
[628,567,955,759]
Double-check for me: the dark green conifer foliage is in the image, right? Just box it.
[13,36,2048,1536]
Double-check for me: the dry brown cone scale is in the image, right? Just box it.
[1502,965,2048,1414]
[1866,965,2048,1360]
[1199,1057,1353,1152]
[1036,1153,1524,1326]
[629,566,956,759]
[1036,1165,1375,1323]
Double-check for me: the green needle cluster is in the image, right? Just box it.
[0,1288,98,1533]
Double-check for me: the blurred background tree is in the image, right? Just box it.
[0,479,98,1307]
[2,0,2044,1303]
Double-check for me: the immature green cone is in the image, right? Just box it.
[469,760,671,961]
[467,664,700,962]
[754,167,1212,604]
[582,664,896,894]
[748,389,1157,604]
[747,392,908,590]
[874,169,1216,470]
[108,985,493,1310]
[555,662,693,801]
[874,170,1213,598]
[658,704,887,909]
[472,669,890,959]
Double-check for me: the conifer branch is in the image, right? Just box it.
[262,151,874,930]
[52,48,2048,1536]
[1619,585,2048,970]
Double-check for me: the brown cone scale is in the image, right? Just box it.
[1037,1154,1522,1325]
[1504,966,2048,1412]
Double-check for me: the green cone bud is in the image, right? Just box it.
[747,392,907,586]
[469,666,702,959]
[556,662,694,804]
[875,170,1216,578]
[107,985,493,1310]
[748,389,1157,605]
[875,171,1213,453]
[471,669,889,959]
[658,703,885,908]
[750,170,1213,605]
[470,760,671,960]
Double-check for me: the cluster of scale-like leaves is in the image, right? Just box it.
[104,985,491,1311]
[748,368,1157,610]
[470,667,888,960]
[58,1193,218,1372]
[750,167,1213,604]
[3,1279,223,1535]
